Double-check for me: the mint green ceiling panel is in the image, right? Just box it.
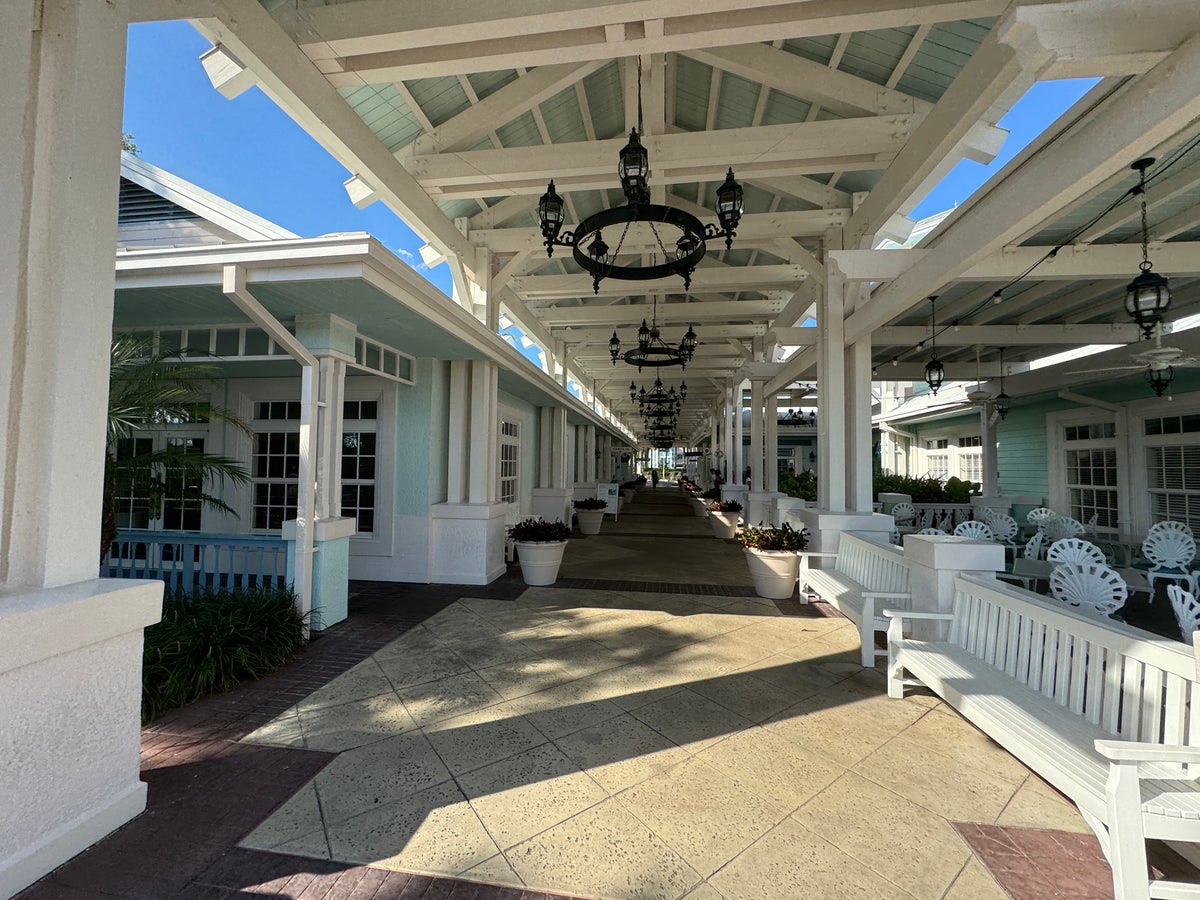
[467,69,519,100]
[714,72,761,130]
[760,89,812,126]
[835,170,883,193]
[582,62,624,140]
[782,35,838,66]
[404,76,470,127]
[496,110,544,148]
[840,27,917,87]
[896,19,995,102]
[739,182,776,216]
[540,88,588,144]
[437,198,484,220]
[673,55,712,132]
[339,84,423,152]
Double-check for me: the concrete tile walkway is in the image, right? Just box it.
[22,485,1188,899]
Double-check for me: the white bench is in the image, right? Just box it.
[886,574,1200,900]
[800,533,912,668]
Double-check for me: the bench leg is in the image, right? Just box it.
[860,596,876,668]
[886,616,905,699]
[1104,761,1152,900]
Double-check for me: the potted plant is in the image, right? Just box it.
[708,500,743,539]
[573,497,608,535]
[620,480,639,503]
[738,522,808,599]
[509,518,571,585]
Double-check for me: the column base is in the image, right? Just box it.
[796,510,895,568]
[902,534,1006,637]
[531,488,573,525]
[745,491,784,527]
[430,503,509,584]
[0,579,163,898]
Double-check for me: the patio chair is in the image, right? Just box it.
[1167,584,1200,646]
[889,501,917,544]
[1148,520,1194,539]
[1044,515,1087,542]
[1049,563,1128,617]
[954,520,995,541]
[1141,528,1199,599]
[916,527,948,536]
[989,513,1021,557]
[1027,507,1058,532]
[1046,537,1106,567]
[1022,531,1045,561]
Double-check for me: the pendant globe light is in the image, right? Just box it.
[1125,158,1172,339]
[923,296,945,395]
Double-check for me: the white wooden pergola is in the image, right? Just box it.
[5,3,1200,890]
[130,0,1200,509]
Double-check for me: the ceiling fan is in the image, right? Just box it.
[1066,332,1200,396]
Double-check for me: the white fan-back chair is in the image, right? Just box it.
[1023,531,1045,560]
[917,527,948,536]
[1149,520,1194,539]
[1045,516,1087,541]
[890,501,916,523]
[1142,529,1198,598]
[1167,584,1200,645]
[954,520,995,541]
[1027,507,1058,531]
[1049,563,1128,617]
[1046,538,1106,567]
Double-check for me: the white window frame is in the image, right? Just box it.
[1129,394,1200,537]
[1047,407,1125,536]
[916,426,981,482]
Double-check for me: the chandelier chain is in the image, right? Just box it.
[648,220,670,261]
[1138,164,1151,272]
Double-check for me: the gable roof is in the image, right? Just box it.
[119,151,298,242]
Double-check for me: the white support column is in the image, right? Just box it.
[553,408,569,488]
[574,425,587,484]
[709,414,719,488]
[733,381,745,483]
[818,262,847,512]
[432,359,506,583]
[981,404,998,496]
[584,425,597,483]
[532,406,572,522]
[0,3,164,896]
[722,382,735,483]
[766,394,780,493]
[446,361,470,503]
[749,379,764,490]
[845,338,874,512]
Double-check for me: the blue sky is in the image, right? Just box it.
[123,19,1097,371]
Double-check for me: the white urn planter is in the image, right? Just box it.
[710,510,740,539]
[575,509,605,535]
[743,548,799,600]
[516,541,567,585]
[690,498,708,518]
[621,489,636,503]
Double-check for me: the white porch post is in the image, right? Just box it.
[432,360,506,583]
[574,425,586,484]
[733,380,745,483]
[584,425,597,483]
[766,393,780,493]
[846,338,875,511]
[709,413,719,486]
[749,379,764,489]
[817,264,847,512]
[980,404,999,496]
[531,406,572,523]
[0,2,164,896]
[722,382,735,482]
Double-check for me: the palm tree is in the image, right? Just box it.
[102,333,250,562]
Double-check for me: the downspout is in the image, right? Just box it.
[222,265,318,625]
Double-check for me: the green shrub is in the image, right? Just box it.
[779,470,817,501]
[509,518,571,542]
[871,474,981,503]
[710,500,743,512]
[141,584,308,723]
[573,498,608,510]
[738,522,808,551]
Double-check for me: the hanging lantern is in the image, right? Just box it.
[994,347,1011,419]
[924,355,945,395]
[609,331,622,364]
[618,128,650,205]
[537,181,564,254]
[715,168,744,246]
[1146,366,1173,398]
[1124,158,1172,338]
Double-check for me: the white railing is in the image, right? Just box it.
[910,503,976,530]
[103,529,288,593]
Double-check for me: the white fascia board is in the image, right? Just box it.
[119,151,298,241]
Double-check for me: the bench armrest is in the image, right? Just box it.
[1095,740,1200,765]
[862,591,912,600]
[797,552,839,559]
[882,610,955,621]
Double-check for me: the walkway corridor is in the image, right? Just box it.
[21,486,1164,899]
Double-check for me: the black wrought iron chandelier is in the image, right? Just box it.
[923,296,945,395]
[994,347,1012,420]
[1125,158,1172,339]
[630,375,686,415]
[536,61,744,296]
[611,306,696,370]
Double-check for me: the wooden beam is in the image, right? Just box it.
[773,323,1141,346]
[513,266,806,302]
[282,0,1010,82]
[404,116,916,199]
